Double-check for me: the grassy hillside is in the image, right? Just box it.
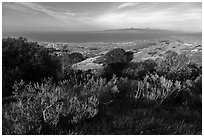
[2,37,202,135]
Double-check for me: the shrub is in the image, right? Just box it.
[3,74,119,134]
[60,52,84,74]
[59,52,85,80]
[118,73,191,106]
[68,52,84,64]
[104,48,126,65]
[57,69,96,85]
[101,48,134,79]
[3,79,98,134]
[103,48,134,65]
[155,51,201,81]
[119,74,179,104]
[193,74,202,95]
[122,59,157,80]
[123,51,134,62]
[2,101,42,134]
[2,37,60,97]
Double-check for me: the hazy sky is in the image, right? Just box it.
[2,2,202,32]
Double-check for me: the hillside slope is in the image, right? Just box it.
[72,39,202,71]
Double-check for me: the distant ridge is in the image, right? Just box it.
[104,28,178,33]
[104,27,150,31]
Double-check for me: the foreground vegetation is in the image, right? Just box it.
[2,37,202,135]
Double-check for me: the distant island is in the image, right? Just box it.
[104,27,179,33]
[104,27,150,31]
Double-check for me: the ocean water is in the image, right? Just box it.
[2,31,202,43]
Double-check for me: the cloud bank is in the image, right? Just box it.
[2,2,202,32]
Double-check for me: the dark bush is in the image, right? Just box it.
[101,62,126,80]
[2,37,60,97]
[123,51,134,62]
[60,52,84,77]
[193,74,202,95]
[69,52,84,64]
[122,59,157,80]
[104,48,126,65]
[101,48,134,80]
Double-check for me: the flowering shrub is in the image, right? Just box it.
[2,101,42,134]
[117,73,195,106]
[156,51,201,81]
[3,75,119,134]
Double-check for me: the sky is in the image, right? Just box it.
[2,2,202,32]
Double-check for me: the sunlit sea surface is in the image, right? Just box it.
[3,31,202,43]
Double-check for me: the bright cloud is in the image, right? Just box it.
[118,2,138,9]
